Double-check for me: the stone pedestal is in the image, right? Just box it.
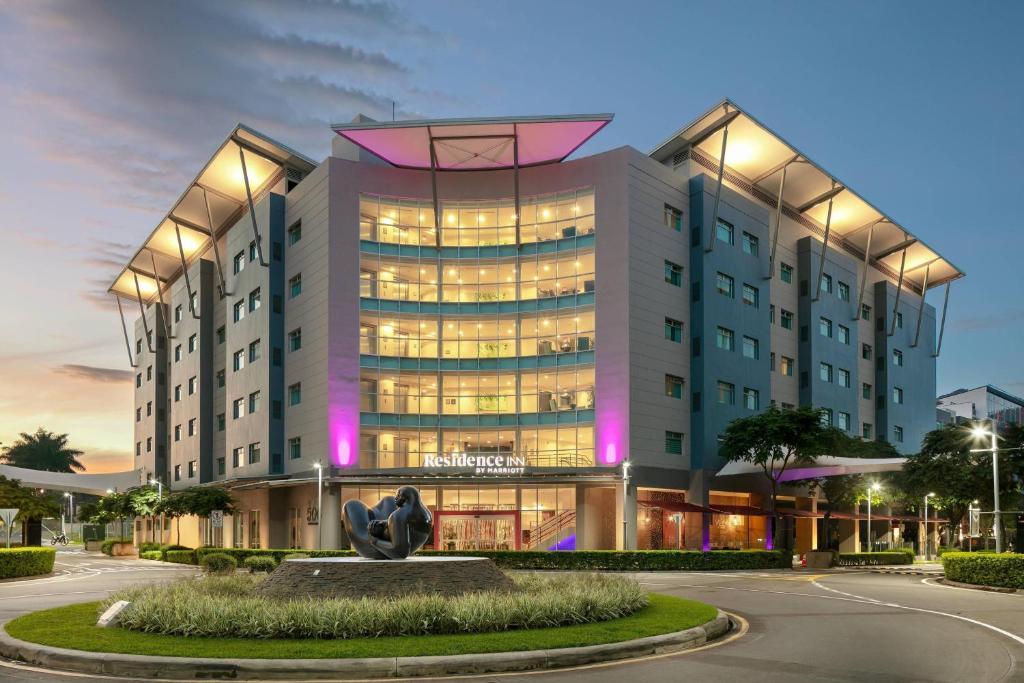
[256,556,515,600]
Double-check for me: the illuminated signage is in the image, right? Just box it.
[423,453,527,476]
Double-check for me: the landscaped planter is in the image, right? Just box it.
[84,540,103,552]
[108,542,136,557]
[805,550,836,569]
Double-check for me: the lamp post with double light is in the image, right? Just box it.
[969,421,1023,553]
[866,482,881,552]
[922,492,935,560]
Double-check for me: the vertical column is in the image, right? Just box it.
[616,480,637,551]
[320,484,342,550]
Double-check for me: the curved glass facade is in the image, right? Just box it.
[358,189,596,470]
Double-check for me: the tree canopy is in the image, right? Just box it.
[0,428,85,472]
[0,475,61,524]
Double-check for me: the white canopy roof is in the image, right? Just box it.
[0,465,142,496]
[715,456,907,482]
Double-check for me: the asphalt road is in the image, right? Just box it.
[2,550,1023,682]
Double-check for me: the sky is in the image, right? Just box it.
[0,1,1021,472]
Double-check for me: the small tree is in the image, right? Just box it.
[130,488,160,543]
[0,475,61,544]
[153,488,235,546]
[92,491,135,539]
[719,406,830,551]
[154,492,191,546]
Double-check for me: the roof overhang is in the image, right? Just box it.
[331,114,613,171]
[715,456,908,482]
[108,125,316,303]
[651,99,964,292]
[0,464,143,496]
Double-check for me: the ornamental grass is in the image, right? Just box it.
[104,572,647,639]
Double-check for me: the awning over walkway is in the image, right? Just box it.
[715,456,908,482]
[0,465,141,496]
[639,500,722,515]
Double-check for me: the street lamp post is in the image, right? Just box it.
[970,421,1016,553]
[314,462,323,550]
[621,460,631,551]
[672,512,683,549]
[149,478,162,544]
[866,482,881,552]
[63,492,72,536]
[923,492,935,560]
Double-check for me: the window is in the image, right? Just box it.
[861,303,872,321]
[716,272,734,297]
[893,425,904,443]
[288,436,302,459]
[217,413,225,431]
[248,442,261,464]
[135,407,141,422]
[174,344,182,362]
[820,362,833,383]
[288,382,302,406]
[233,349,245,371]
[691,282,700,302]
[217,457,226,476]
[838,324,850,345]
[146,401,152,416]
[716,326,735,351]
[896,312,904,328]
[717,381,735,405]
[190,291,198,316]
[743,387,759,410]
[893,349,904,366]
[272,295,282,314]
[781,356,794,377]
[288,328,302,352]
[770,352,775,371]
[819,317,833,338]
[232,397,245,419]
[664,204,683,231]
[232,447,244,468]
[233,251,245,274]
[249,241,258,262]
[287,220,302,245]
[741,284,759,308]
[135,441,141,456]
[146,437,152,452]
[838,281,850,302]
[188,460,196,478]
[136,339,142,354]
[216,369,225,388]
[272,400,282,419]
[248,339,261,363]
[188,376,197,395]
[664,317,683,343]
[821,409,833,427]
[216,326,226,344]
[862,423,873,439]
[248,287,261,312]
[174,424,181,442]
[273,347,282,366]
[289,273,302,298]
[146,365,152,381]
[893,387,904,404]
[174,464,181,482]
[665,431,683,455]
[780,309,794,330]
[233,299,245,323]
[188,334,197,353]
[838,411,851,431]
[174,304,182,323]
[820,273,833,294]
[664,260,683,286]
[770,304,775,324]
[862,383,872,400]
[862,343,872,360]
[780,262,794,283]
[838,368,851,388]
[173,385,181,402]
[716,219,734,245]
[248,390,261,414]
[665,374,685,399]
[742,232,759,256]
[742,335,759,360]
[691,336,701,357]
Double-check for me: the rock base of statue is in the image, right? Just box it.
[256,556,516,600]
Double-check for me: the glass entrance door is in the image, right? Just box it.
[437,512,517,551]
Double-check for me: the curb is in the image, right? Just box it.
[0,611,732,680]
[869,569,942,576]
[938,578,1021,594]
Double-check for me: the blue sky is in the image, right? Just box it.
[0,0,1021,470]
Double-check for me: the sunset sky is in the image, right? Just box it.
[1,1,1021,473]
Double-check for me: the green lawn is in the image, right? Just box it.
[5,594,717,659]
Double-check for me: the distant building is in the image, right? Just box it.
[937,385,1024,429]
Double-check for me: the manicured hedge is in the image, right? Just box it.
[836,549,914,566]
[943,552,1024,589]
[139,550,163,561]
[194,547,356,564]
[0,547,56,579]
[164,549,198,565]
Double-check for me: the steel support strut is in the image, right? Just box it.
[200,187,229,297]
[933,281,951,357]
[148,249,173,340]
[115,296,137,368]
[513,124,521,246]
[888,248,907,337]
[766,163,789,279]
[428,128,441,248]
[173,222,201,320]
[705,124,729,253]
[912,264,931,348]
[854,220,879,320]
[812,181,837,303]
[238,147,268,267]
[131,270,154,352]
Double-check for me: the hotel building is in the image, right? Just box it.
[112,101,962,553]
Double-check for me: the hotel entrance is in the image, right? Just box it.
[435,511,519,551]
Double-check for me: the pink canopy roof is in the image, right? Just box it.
[332,115,613,171]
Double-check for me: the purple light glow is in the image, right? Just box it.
[547,534,576,551]
[596,417,623,465]
[328,408,358,468]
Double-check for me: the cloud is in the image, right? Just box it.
[54,364,133,384]
[952,309,1024,332]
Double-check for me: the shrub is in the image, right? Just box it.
[282,553,309,561]
[106,572,649,639]
[138,542,162,553]
[243,555,278,573]
[164,549,197,565]
[836,550,914,566]
[140,551,163,561]
[100,538,134,556]
[0,548,56,579]
[194,548,356,564]
[943,552,1024,589]
[200,553,238,574]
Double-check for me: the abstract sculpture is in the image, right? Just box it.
[342,485,433,560]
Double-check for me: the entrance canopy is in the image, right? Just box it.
[715,456,908,482]
[0,464,141,496]
[332,115,613,171]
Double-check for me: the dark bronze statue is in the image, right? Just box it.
[342,485,433,559]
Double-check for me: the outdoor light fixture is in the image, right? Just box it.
[314,462,323,550]
[969,420,1003,553]
[63,492,72,535]
[923,492,936,560]
[866,482,882,552]
[621,460,631,551]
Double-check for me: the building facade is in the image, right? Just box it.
[937,385,1024,429]
[112,103,961,553]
